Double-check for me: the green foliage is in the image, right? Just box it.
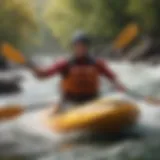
[44,0,130,46]
[127,0,155,34]
[44,0,160,46]
[0,0,37,48]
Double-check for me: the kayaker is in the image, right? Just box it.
[31,32,126,111]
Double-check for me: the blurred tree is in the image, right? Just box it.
[0,0,37,48]
[44,0,160,46]
[44,0,130,46]
[127,0,157,36]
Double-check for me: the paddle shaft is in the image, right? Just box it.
[23,101,55,112]
[126,89,160,105]
[0,100,58,121]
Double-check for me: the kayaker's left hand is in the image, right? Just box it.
[114,81,126,92]
[117,85,126,92]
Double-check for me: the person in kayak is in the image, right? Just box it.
[31,32,126,112]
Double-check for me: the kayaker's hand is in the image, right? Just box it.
[114,81,126,92]
[117,85,126,92]
[25,60,36,70]
[25,61,47,79]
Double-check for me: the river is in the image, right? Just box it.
[0,56,160,160]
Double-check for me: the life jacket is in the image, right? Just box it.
[61,57,99,96]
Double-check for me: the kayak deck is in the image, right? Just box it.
[43,98,139,133]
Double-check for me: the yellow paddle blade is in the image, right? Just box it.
[1,43,26,64]
[113,23,139,50]
[0,106,24,121]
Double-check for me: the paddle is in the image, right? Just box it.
[0,99,58,121]
[2,43,160,105]
[0,43,160,121]
[112,23,139,51]
[2,43,27,64]
[0,92,159,121]
[1,43,34,69]
[126,89,160,105]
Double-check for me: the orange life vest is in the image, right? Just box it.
[61,64,99,96]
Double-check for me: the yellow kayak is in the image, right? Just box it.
[42,98,140,133]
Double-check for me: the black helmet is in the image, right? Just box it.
[72,31,91,46]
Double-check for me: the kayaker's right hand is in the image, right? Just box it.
[26,59,36,69]
[25,62,47,79]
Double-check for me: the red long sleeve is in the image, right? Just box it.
[40,59,68,77]
[96,59,116,81]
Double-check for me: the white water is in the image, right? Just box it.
[0,57,160,160]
